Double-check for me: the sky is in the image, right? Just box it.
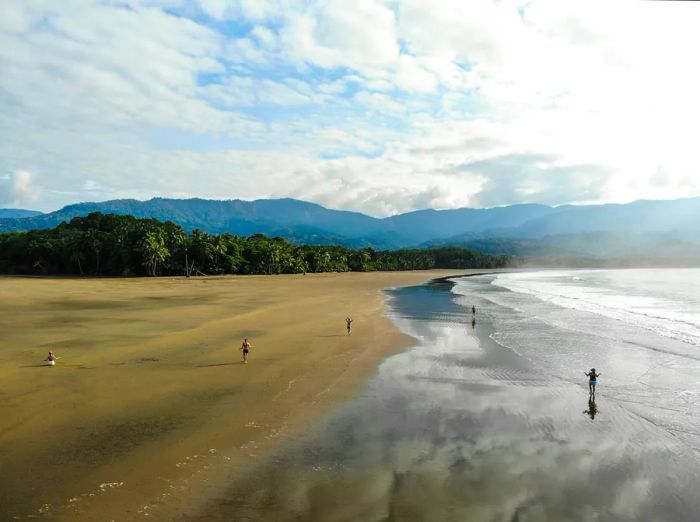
[1,0,700,216]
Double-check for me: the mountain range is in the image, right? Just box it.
[2,197,700,261]
[0,208,42,219]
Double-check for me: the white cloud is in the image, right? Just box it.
[2,1,700,214]
[0,0,261,136]
[280,0,400,69]
[0,2,35,33]
[393,55,437,93]
[354,91,404,114]
[204,77,313,107]
[0,170,38,208]
[197,0,281,21]
[250,25,278,49]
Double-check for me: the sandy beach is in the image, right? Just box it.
[191,272,700,521]
[0,270,466,520]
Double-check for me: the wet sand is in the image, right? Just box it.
[0,270,466,520]
[190,276,700,521]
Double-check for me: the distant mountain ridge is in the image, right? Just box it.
[423,231,700,260]
[0,208,43,218]
[0,197,560,246]
[0,197,381,239]
[513,198,700,237]
[2,196,700,259]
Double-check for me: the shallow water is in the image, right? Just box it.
[194,271,700,521]
[478,269,700,451]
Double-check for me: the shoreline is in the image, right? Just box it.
[186,269,528,520]
[187,269,700,521]
[1,269,493,520]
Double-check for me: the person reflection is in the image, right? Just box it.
[584,396,598,420]
[471,316,476,329]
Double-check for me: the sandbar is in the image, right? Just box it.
[0,270,466,520]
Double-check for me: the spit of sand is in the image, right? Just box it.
[0,270,466,520]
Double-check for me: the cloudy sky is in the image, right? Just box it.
[1,0,699,215]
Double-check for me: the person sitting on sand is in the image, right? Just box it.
[585,368,600,395]
[45,351,58,366]
[346,317,353,336]
[241,338,251,364]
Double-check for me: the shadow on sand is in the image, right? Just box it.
[20,363,95,369]
[195,361,244,368]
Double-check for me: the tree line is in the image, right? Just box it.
[0,212,510,276]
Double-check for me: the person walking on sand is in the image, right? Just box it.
[241,338,251,364]
[585,368,600,395]
[346,317,353,336]
[45,351,58,366]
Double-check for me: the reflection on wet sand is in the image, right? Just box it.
[584,396,598,420]
[192,280,700,521]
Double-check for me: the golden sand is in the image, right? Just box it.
[0,270,465,520]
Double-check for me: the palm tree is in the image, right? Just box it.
[140,231,169,276]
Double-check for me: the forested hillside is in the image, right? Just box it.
[0,212,509,276]
[4,197,700,255]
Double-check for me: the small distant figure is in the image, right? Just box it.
[472,305,476,316]
[471,316,476,329]
[45,351,58,366]
[584,396,598,420]
[585,368,600,395]
[241,338,251,364]
[346,317,353,336]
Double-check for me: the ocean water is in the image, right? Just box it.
[194,269,700,521]
[472,269,700,451]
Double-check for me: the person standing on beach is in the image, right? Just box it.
[241,338,251,364]
[45,351,58,366]
[346,317,353,336]
[472,305,476,316]
[585,368,600,395]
